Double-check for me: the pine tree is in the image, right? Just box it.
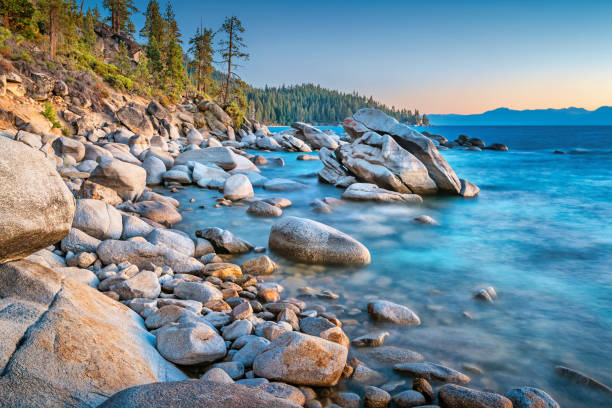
[216,16,249,105]
[188,25,214,94]
[140,0,163,44]
[163,2,180,44]
[160,1,186,101]
[82,7,97,53]
[140,0,164,78]
[39,0,79,57]
[103,0,137,35]
[0,0,35,32]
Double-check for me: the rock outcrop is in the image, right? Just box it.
[0,137,75,262]
[0,260,186,407]
[338,132,437,194]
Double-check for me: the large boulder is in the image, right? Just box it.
[253,331,348,387]
[97,240,204,274]
[291,122,339,150]
[223,174,254,200]
[72,199,123,241]
[338,132,437,194]
[342,183,423,203]
[142,155,166,185]
[89,158,146,201]
[147,99,170,121]
[174,147,237,171]
[318,147,356,187]
[99,380,301,408]
[269,216,370,265]
[0,137,75,262]
[52,136,85,162]
[0,260,186,407]
[351,109,462,193]
[116,104,154,136]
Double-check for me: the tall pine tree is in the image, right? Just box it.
[39,0,79,57]
[140,0,164,76]
[188,25,214,94]
[216,16,249,105]
[103,0,137,35]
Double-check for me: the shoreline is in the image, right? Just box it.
[0,100,593,407]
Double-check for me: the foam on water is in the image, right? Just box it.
[166,126,612,406]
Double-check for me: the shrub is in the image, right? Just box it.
[41,102,61,128]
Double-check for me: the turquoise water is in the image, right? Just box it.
[169,126,612,406]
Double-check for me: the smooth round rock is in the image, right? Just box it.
[269,216,370,265]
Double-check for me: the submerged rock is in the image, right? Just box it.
[505,387,560,408]
[223,174,254,200]
[0,137,75,262]
[393,362,471,383]
[554,365,612,393]
[460,179,480,197]
[367,300,420,326]
[342,183,423,203]
[253,331,348,387]
[438,384,512,408]
[269,216,370,265]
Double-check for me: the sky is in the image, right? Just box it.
[89,0,612,115]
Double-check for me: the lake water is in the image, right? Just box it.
[169,126,612,406]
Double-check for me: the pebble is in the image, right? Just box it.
[364,386,391,408]
[352,331,389,347]
[392,390,426,407]
[412,378,434,403]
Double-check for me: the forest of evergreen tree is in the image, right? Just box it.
[246,83,428,125]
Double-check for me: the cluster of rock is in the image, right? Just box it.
[0,92,565,407]
[312,109,480,201]
[422,131,509,152]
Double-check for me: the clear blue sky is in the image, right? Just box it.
[89,0,612,114]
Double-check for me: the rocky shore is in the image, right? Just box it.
[0,95,563,408]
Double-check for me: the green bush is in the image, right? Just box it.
[41,102,61,128]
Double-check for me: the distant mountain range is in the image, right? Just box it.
[427,106,612,126]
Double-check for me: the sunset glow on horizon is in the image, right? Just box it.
[91,0,612,115]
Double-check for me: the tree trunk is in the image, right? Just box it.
[224,19,233,105]
[80,0,85,14]
[49,7,57,57]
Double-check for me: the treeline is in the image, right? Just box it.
[0,1,426,127]
[246,84,429,125]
